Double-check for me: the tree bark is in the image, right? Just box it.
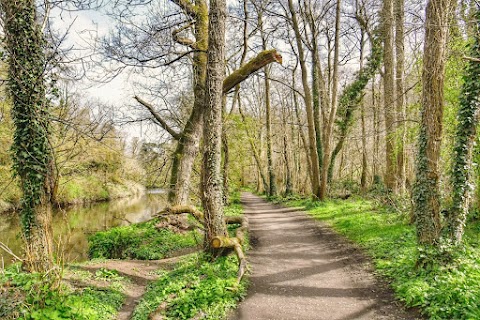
[359,31,368,192]
[395,0,406,193]
[168,0,208,206]
[413,0,453,247]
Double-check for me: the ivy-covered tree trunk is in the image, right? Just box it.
[327,34,383,183]
[1,0,54,272]
[446,9,480,245]
[202,0,228,254]
[413,0,453,247]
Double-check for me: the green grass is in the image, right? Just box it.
[0,265,125,320]
[131,253,247,320]
[88,219,201,260]
[279,196,480,320]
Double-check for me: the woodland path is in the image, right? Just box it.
[230,192,420,320]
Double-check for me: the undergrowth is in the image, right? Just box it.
[88,219,201,260]
[131,253,247,320]
[279,196,480,320]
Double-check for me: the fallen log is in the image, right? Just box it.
[157,205,204,222]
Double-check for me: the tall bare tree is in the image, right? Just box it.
[383,0,396,191]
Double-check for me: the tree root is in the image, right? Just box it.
[157,206,248,283]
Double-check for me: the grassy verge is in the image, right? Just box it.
[0,265,126,320]
[130,195,248,320]
[274,196,480,320]
[132,253,247,320]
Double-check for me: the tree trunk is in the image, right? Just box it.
[359,31,368,192]
[258,8,277,197]
[319,0,342,201]
[168,0,208,206]
[282,103,293,196]
[202,0,228,254]
[413,0,453,247]
[1,0,54,272]
[395,0,406,193]
[382,0,396,192]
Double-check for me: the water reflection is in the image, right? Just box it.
[0,190,167,267]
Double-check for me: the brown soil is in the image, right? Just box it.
[230,192,422,320]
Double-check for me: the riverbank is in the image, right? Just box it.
[0,194,248,320]
[0,178,146,215]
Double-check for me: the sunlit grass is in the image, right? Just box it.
[280,196,480,320]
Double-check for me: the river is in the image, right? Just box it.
[0,189,168,268]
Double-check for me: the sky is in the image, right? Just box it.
[49,5,165,143]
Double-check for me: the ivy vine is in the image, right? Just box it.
[327,30,383,182]
[447,8,480,244]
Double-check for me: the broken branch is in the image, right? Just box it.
[223,49,283,94]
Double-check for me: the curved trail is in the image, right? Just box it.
[231,193,419,320]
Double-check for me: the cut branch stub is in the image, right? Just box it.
[223,49,282,94]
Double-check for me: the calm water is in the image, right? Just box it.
[0,190,168,267]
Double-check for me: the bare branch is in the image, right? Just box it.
[134,96,181,140]
[170,0,197,18]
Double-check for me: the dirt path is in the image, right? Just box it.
[231,193,420,320]
[80,253,195,320]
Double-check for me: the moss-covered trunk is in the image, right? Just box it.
[168,0,208,206]
[382,0,397,192]
[1,0,54,272]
